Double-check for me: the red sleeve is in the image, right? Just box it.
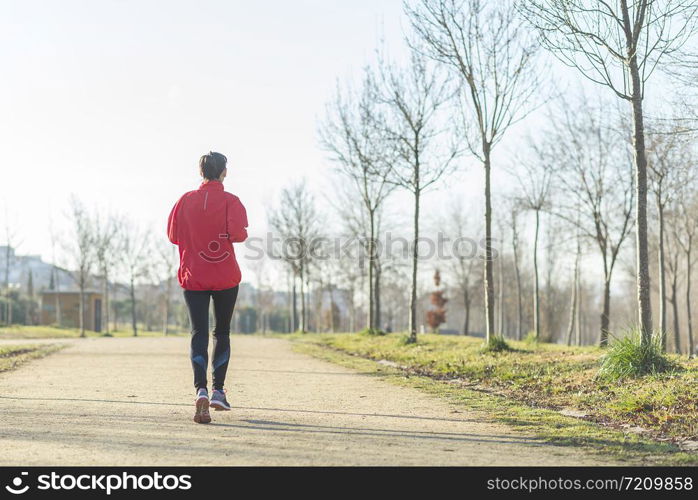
[228,197,248,243]
[167,197,182,244]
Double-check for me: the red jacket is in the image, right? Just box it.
[167,181,248,291]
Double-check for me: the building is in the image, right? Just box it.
[39,291,103,332]
[0,245,73,293]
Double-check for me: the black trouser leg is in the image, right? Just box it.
[211,286,239,391]
[183,289,211,391]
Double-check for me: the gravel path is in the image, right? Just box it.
[0,335,617,465]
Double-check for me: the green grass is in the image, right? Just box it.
[0,343,65,373]
[481,335,512,353]
[0,325,188,339]
[359,327,386,336]
[284,332,698,450]
[290,340,697,465]
[599,329,676,380]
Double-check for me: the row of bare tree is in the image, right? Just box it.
[266,0,698,352]
[58,197,178,337]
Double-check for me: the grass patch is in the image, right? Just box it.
[359,327,386,336]
[599,330,676,380]
[523,331,539,345]
[481,335,512,353]
[291,339,696,465]
[0,325,188,339]
[0,343,65,373]
[284,332,698,447]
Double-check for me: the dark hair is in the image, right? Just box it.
[199,151,228,180]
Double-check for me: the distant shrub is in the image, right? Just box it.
[481,335,512,353]
[401,334,418,345]
[598,329,676,380]
[359,327,386,336]
[523,331,538,345]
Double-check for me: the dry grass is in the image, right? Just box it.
[290,332,698,442]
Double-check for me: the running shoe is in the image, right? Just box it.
[193,388,211,424]
[210,389,231,411]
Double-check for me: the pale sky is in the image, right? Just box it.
[0,0,677,288]
[0,0,411,263]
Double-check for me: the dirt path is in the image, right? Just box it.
[0,335,618,466]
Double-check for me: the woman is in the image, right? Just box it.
[167,151,248,424]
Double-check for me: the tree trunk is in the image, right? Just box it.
[600,276,611,344]
[4,244,11,326]
[513,230,523,340]
[54,268,62,327]
[374,261,382,330]
[687,244,694,357]
[130,276,138,337]
[79,279,86,338]
[307,275,314,332]
[657,198,667,349]
[532,209,541,340]
[328,283,335,333]
[462,285,470,335]
[629,60,653,346]
[671,277,680,354]
[299,263,306,333]
[566,264,578,347]
[566,235,581,346]
[575,276,582,346]
[408,187,420,343]
[112,300,118,332]
[367,212,375,331]
[348,284,356,333]
[483,144,495,343]
[497,242,504,335]
[102,268,111,334]
[163,276,171,335]
[292,276,298,332]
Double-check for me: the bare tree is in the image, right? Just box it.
[154,237,178,335]
[566,214,583,346]
[647,129,692,348]
[119,219,151,336]
[251,258,276,333]
[443,200,481,335]
[521,0,698,343]
[326,181,367,330]
[666,209,683,353]
[496,218,506,336]
[372,211,392,329]
[509,202,525,340]
[406,0,540,342]
[48,213,62,327]
[319,69,395,332]
[94,211,121,334]
[373,49,458,343]
[513,147,553,340]
[546,99,635,345]
[2,208,20,326]
[542,214,566,341]
[269,181,323,333]
[65,197,95,337]
[676,189,698,357]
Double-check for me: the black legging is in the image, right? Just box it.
[183,286,239,391]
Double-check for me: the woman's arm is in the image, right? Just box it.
[167,198,181,244]
[227,196,248,243]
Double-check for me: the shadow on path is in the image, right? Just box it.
[0,395,475,424]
